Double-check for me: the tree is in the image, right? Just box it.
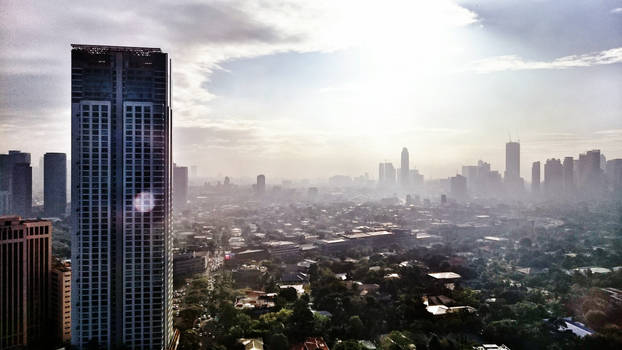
[288,298,315,341]
[279,287,298,303]
[269,333,290,350]
[347,315,365,339]
[334,340,364,350]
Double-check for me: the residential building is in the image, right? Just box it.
[51,259,72,344]
[70,44,173,349]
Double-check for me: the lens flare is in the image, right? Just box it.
[133,191,155,213]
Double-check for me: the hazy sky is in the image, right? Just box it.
[1,0,621,180]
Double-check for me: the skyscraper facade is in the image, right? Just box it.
[51,259,72,344]
[173,164,188,213]
[378,163,396,186]
[70,44,173,349]
[44,152,67,217]
[0,216,52,349]
[400,147,409,187]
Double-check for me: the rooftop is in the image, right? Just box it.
[71,44,162,54]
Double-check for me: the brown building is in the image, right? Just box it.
[0,216,52,349]
[50,259,71,344]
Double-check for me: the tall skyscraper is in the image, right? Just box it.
[256,174,266,194]
[400,147,409,187]
[190,165,197,178]
[504,141,523,193]
[378,162,396,186]
[0,150,32,217]
[71,44,173,349]
[562,156,574,194]
[0,216,52,348]
[504,141,520,179]
[173,164,189,213]
[44,153,67,217]
[531,161,540,194]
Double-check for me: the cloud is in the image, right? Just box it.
[468,47,622,73]
[611,8,622,14]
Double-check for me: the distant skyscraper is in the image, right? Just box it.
[400,147,410,187]
[378,162,396,186]
[504,141,523,193]
[544,158,564,197]
[71,44,173,349]
[505,141,520,179]
[0,150,32,217]
[256,174,266,194]
[190,165,197,178]
[410,169,424,189]
[450,174,467,201]
[562,156,574,194]
[44,153,67,217]
[0,216,52,348]
[606,159,622,194]
[531,161,540,194]
[173,164,189,213]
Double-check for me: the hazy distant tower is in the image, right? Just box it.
[44,152,67,217]
[563,156,574,194]
[531,161,540,194]
[257,174,266,194]
[173,164,189,213]
[400,147,410,187]
[504,141,520,180]
[71,44,173,349]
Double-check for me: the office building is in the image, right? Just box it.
[606,159,622,193]
[44,153,67,217]
[400,147,409,187]
[70,44,173,349]
[173,164,188,213]
[411,169,424,189]
[256,174,266,194]
[0,216,52,349]
[51,259,72,344]
[544,158,564,197]
[531,161,540,194]
[190,165,197,178]
[0,150,32,217]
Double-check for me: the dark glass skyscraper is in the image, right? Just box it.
[44,152,67,217]
[0,150,32,217]
[70,44,173,349]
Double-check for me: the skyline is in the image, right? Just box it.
[1,0,622,179]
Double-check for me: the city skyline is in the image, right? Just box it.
[1,0,621,179]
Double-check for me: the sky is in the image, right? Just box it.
[1,0,621,181]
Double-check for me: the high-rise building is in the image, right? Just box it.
[0,150,32,217]
[378,162,397,186]
[450,174,467,201]
[562,156,574,194]
[51,259,72,344]
[504,141,523,193]
[256,174,266,194]
[0,216,52,348]
[504,141,520,180]
[606,159,622,194]
[410,169,424,189]
[44,153,67,217]
[400,147,410,187]
[544,158,564,197]
[70,44,173,349]
[531,161,540,194]
[173,164,189,213]
[190,165,197,178]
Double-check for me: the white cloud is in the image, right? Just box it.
[611,8,622,14]
[468,47,622,73]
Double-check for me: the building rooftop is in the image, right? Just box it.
[71,44,162,54]
[428,272,461,279]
